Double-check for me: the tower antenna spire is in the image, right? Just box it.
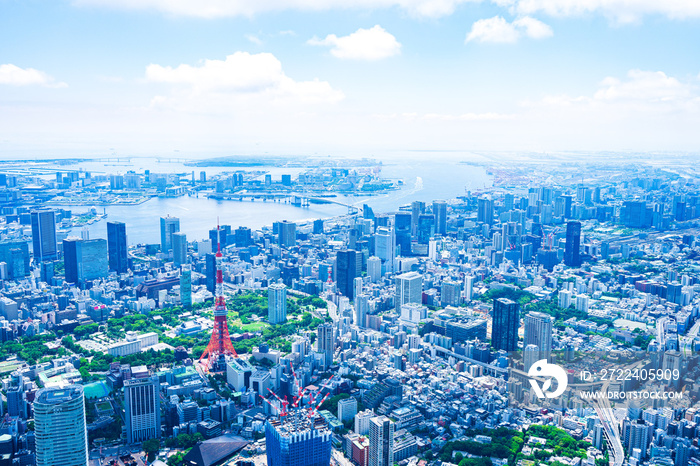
[199,218,237,371]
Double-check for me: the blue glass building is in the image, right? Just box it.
[265,410,332,466]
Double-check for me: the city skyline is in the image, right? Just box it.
[1,1,700,156]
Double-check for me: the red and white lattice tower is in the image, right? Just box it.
[199,224,237,369]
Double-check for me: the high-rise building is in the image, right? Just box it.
[234,226,252,247]
[265,411,332,466]
[63,238,108,284]
[209,227,228,249]
[524,311,553,362]
[564,221,581,267]
[172,232,187,266]
[464,275,475,302]
[34,385,88,466]
[477,198,494,225]
[367,256,381,283]
[275,220,297,248]
[355,293,369,328]
[180,265,192,309]
[491,298,519,351]
[354,276,364,301]
[355,409,374,436]
[432,200,447,236]
[124,374,161,444]
[107,221,128,273]
[524,344,540,372]
[369,416,394,466]
[338,398,358,423]
[395,271,422,308]
[675,442,690,466]
[411,201,425,236]
[627,420,651,459]
[31,209,58,261]
[441,280,461,307]
[337,249,360,300]
[0,240,30,280]
[416,214,434,244]
[394,212,412,256]
[268,283,287,324]
[374,227,395,273]
[7,372,26,418]
[621,200,650,228]
[205,253,216,293]
[317,323,335,367]
[160,216,180,253]
[558,289,572,308]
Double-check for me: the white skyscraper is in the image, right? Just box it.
[464,275,475,302]
[558,289,572,308]
[375,227,395,274]
[395,271,422,308]
[524,311,554,363]
[338,397,358,423]
[172,232,187,266]
[492,231,503,251]
[576,294,589,312]
[354,409,375,435]
[355,293,369,328]
[428,239,439,261]
[34,385,88,466]
[524,344,539,371]
[355,409,374,435]
[125,374,161,444]
[367,256,382,282]
[268,282,287,324]
[354,276,363,302]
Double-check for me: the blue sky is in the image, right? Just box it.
[1,0,699,157]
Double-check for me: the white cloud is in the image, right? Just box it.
[466,15,552,43]
[510,0,700,23]
[528,69,698,108]
[145,52,344,112]
[513,16,554,38]
[308,26,401,61]
[0,64,67,88]
[71,0,700,24]
[245,34,263,45]
[594,70,692,102]
[72,0,478,18]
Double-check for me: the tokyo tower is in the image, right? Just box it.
[199,225,237,370]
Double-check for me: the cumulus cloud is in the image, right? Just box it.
[466,15,552,43]
[594,70,692,102]
[145,52,344,112]
[308,26,401,61]
[73,0,482,18]
[0,64,67,88]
